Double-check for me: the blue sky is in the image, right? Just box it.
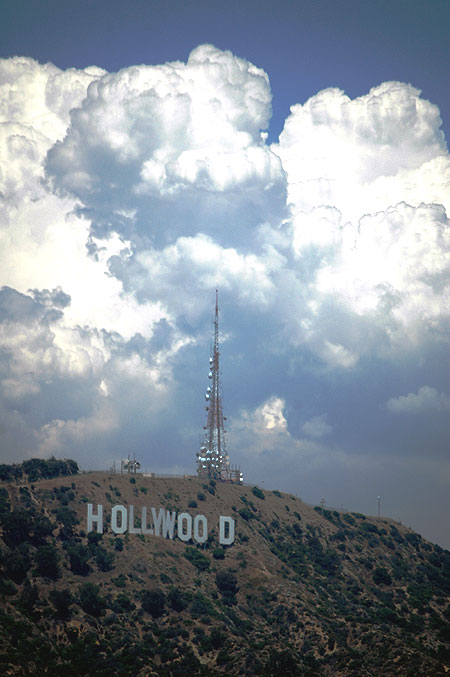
[0,0,449,548]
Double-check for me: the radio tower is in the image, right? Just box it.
[196,290,242,483]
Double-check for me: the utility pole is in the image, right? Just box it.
[377,496,381,518]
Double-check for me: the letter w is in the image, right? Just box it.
[151,509,176,539]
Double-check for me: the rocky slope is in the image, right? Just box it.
[1,468,450,675]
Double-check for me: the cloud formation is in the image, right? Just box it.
[387,386,450,414]
[1,46,449,546]
[302,414,332,438]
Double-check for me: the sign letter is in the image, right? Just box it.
[177,512,192,542]
[111,505,127,534]
[87,504,103,534]
[193,514,208,544]
[128,505,142,534]
[219,515,235,545]
[141,506,153,534]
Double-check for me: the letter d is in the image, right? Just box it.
[219,516,235,545]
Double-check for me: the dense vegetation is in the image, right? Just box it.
[0,472,449,675]
[0,458,79,483]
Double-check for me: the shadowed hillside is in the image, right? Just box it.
[1,469,450,675]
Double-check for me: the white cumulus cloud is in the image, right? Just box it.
[273,82,449,224]
[0,41,449,553]
[387,386,450,413]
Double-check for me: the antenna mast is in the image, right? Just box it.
[196,290,242,483]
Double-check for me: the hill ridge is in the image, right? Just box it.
[1,471,450,675]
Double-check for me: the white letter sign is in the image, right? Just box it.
[219,515,235,545]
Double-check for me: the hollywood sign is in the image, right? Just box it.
[87,504,235,545]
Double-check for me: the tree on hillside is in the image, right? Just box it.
[78,583,105,617]
[141,589,165,618]
[35,544,60,579]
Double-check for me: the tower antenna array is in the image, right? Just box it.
[196,290,242,483]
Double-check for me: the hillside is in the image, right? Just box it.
[1,470,450,676]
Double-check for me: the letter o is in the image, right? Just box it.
[111,505,127,534]
[193,514,208,544]
[177,513,192,542]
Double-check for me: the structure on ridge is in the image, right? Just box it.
[196,290,243,483]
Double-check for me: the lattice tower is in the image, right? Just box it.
[196,291,242,483]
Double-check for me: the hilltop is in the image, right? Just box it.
[1,469,450,675]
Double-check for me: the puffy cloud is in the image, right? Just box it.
[251,396,288,433]
[274,82,449,223]
[1,46,450,546]
[111,233,286,322]
[387,386,450,414]
[230,396,307,457]
[0,58,104,203]
[273,82,450,363]
[45,44,286,248]
[0,57,165,343]
[0,286,107,387]
[314,202,450,347]
[317,340,359,369]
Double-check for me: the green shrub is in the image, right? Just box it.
[407,582,433,610]
[112,573,127,588]
[0,578,16,595]
[372,567,392,586]
[0,487,10,513]
[141,588,165,618]
[79,582,106,617]
[31,515,54,544]
[34,544,60,579]
[18,581,39,614]
[87,531,103,547]
[252,486,265,500]
[4,545,30,583]
[184,547,210,571]
[50,588,73,619]
[238,507,253,521]
[190,592,215,618]
[263,647,301,674]
[167,587,187,612]
[111,593,135,613]
[0,508,32,546]
[114,537,124,552]
[216,569,238,605]
[67,543,91,576]
[210,627,226,649]
[95,546,115,572]
[377,606,400,625]
[188,499,198,508]
[54,506,79,529]
[390,525,404,543]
